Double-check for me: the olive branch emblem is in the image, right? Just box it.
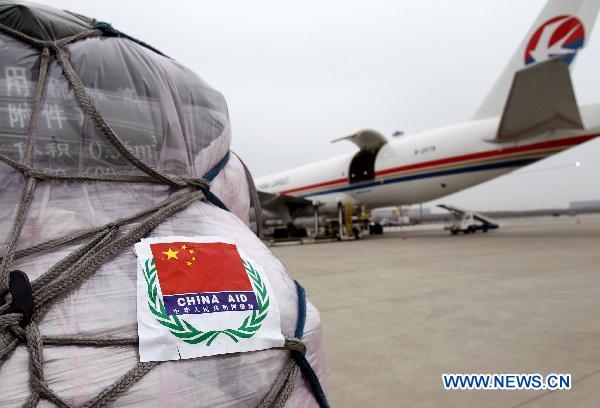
[143,257,269,346]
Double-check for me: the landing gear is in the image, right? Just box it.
[272,223,307,239]
[369,223,384,235]
[287,223,307,237]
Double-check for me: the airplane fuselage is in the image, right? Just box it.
[256,103,600,214]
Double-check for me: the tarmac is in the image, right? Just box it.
[271,214,600,408]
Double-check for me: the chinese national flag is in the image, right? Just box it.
[149,242,252,296]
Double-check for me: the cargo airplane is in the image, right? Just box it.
[256,0,600,226]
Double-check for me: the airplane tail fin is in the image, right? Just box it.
[474,0,600,119]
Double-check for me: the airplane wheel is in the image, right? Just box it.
[370,223,383,235]
[451,230,458,235]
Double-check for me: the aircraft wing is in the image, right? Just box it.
[495,58,584,141]
[258,191,313,220]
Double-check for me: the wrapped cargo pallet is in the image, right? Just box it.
[0,2,327,407]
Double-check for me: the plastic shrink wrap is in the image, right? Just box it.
[0,2,326,406]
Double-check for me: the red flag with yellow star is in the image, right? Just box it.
[150,242,253,296]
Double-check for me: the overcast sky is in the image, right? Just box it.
[46,0,600,210]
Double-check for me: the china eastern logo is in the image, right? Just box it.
[142,241,270,346]
[524,15,585,66]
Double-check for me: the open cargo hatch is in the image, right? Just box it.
[332,129,387,184]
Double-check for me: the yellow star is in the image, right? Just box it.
[162,248,179,260]
[189,249,194,254]
[192,257,196,261]
[186,261,192,266]
[181,244,187,250]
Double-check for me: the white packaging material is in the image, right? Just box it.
[0,3,326,406]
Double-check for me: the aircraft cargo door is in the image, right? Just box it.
[332,129,388,185]
[349,149,378,184]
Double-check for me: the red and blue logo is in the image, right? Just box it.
[524,15,585,65]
